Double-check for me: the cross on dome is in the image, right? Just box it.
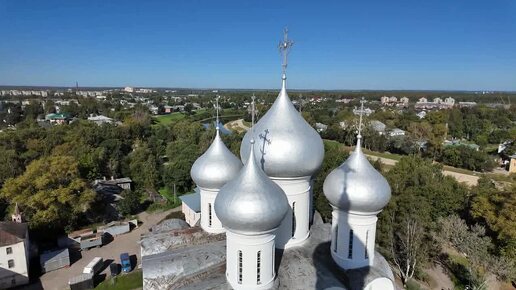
[279,27,294,77]
[250,95,256,143]
[357,97,366,139]
[215,96,220,130]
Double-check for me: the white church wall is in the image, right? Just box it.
[200,188,224,233]
[331,210,378,270]
[272,176,311,249]
[225,231,276,290]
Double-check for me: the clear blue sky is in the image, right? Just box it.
[1,0,515,91]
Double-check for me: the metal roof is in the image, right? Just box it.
[179,192,201,212]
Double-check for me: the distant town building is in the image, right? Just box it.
[87,115,114,125]
[388,128,406,137]
[380,96,409,108]
[335,98,354,104]
[45,113,70,125]
[136,88,154,94]
[370,120,386,135]
[123,87,134,93]
[315,122,328,132]
[458,101,477,108]
[148,105,159,115]
[163,105,174,114]
[416,111,427,119]
[415,97,454,110]
[444,97,455,105]
[94,177,132,191]
[353,106,374,116]
[0,222,30,289]
[443,139,480,151]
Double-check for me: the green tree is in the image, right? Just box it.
[470,178,516,260]
[117,189,143,216]
[0,147,23,184]
[0,155,96,231]
[129,141,159,189]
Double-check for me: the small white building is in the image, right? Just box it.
[370,120,386,135]
[0,222,30,289]
[87,115,114,125]
[123,87,134,93]
[444,97,455,105]
[179,191,201,227]
[353,106,374,116]
[389,128,406,137]
[433,97,443,104]
[416,111,427,119]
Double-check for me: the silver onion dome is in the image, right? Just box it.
[240,75,324,178]
[190,129,243,190]
[215,140,289,234]
[323,138,391,213]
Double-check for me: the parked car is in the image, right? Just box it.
[109,263,120,277]
[120,253,131,273]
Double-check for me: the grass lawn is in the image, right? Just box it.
[442,165,478,176]
[362,148,403,161]
[146,187,182,213]
[153,112,186,125]
[95,270,142,290]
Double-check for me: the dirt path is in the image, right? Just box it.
[224,118,249,133]
[425,264,454,290]
[37,207,180,290]
[366,155,480,186]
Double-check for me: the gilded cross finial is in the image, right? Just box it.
[278,27,294,77]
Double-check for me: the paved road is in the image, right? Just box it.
[37,208,179,290]
[366,154,480,186]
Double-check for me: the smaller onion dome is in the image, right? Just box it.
[190,129,243,190]
[215,140,289,234]
[323,138,391,213]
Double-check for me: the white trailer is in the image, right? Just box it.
[83,257,104,275]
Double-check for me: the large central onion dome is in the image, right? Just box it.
[191,129,243,190]
[215,140,289,234]
[240,76,324,178]
[323,138,391,213]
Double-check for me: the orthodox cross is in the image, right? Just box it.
[259,129,271,147]
[278,27,294,75]
[357,97,366,138]
[251,95,256,131]
[215,96,220,130]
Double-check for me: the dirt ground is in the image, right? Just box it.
[33,207,179,290]
[224,118,249,133]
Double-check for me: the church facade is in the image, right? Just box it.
[183,29,395,290]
